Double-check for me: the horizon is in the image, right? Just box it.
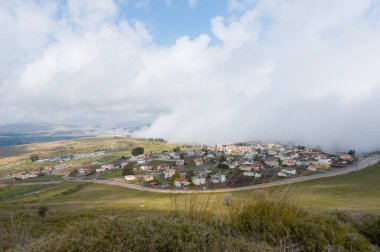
[1,0,380,151]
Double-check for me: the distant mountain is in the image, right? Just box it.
[0,123,99,146]
[0,123,149,147]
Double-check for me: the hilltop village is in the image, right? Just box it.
[8,140,356,189]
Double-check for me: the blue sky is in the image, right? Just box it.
[117,0,230,45]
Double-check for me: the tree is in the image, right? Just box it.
[122,163,134,176]
[348,150,356,156]
[173,147,180,153]
[186,169,194,180]
[131,147,144,156]
[169,173,180,186]
[217,163,229,169]
[30,154,39,162]
[218,155,226,165]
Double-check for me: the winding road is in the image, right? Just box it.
[14,156,379,194]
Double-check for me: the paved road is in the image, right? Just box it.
[14,156,380,194]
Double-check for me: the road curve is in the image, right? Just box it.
[75,155,380,194]
[15,156,379,194]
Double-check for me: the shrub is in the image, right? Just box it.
[228,197,374,251]
[131,147,144,156]
[25,216,273,252]
[348,213,380,247]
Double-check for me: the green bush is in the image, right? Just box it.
[350,213,380,247]
[228,197,374,251]
[25,216,273,252]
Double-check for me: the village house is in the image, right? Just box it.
[101,164,115,170]
[14,172,39,180]
[307,165,325,172]
[211,174,227,183]
[296,161,311,167]
[164,168,176,179]
[243,171,262,178]
[78,168,91,175]
[158,163,169,170]
[316,158,332,169]
[96,167,106,173]
[137,159,146,164]
[265,157,279,167]
[194,158,204,166]
[143,175,154,182]
[239,165,252,172]
[176,160,185,167]
[140,165,152,171]
[278,169,296,177]
[124,175,136,181]
[251,162,264,171]
[340,154,354,162]
[174,178,190,187]
[191,176,206,186]
[282,159,296,167]
[228,161,239,169]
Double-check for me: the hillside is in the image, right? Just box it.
[1,161,380,250]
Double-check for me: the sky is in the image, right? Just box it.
[1,0,380,151]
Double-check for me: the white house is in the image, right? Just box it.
[174,178,190,187]
[211,174,226,183]
[243,171,255,177]
[101,164,115,170]
[20,173,38,180]
[164,168,176,179]
[283,169,297,176]
[277,172,288,178]
[191,176,206,186]
[137,160,146,165]
[140,165,152,171]
[96,167,106,173]
[143,175,154,182]
[124,175,136,181]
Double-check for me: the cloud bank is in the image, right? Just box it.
[1,0,380,151]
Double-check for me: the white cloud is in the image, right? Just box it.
[1,0,380,152]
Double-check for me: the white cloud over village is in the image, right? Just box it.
[1,0,380,151]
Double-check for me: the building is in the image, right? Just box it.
[194,158,204,166]
[101,164,115,170]
[124,175,136,181]
[143,175,154,182]
[158,163,169,170]
[282,159,296,167]
[340,154,354,162]
[211,174,226,183]
[174,178,190,187]
[164,168,176,179]
[265,157,278,167]
[191,176,206,186]
[78,168,91,175]
[176,160,185,167]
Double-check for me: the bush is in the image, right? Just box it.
[228,197,374,251]
[354,214,380,247]
[25,216,273,252]
[131,147,144,156]
[30,154,39,162]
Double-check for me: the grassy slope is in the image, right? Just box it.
[0,136,177,178]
